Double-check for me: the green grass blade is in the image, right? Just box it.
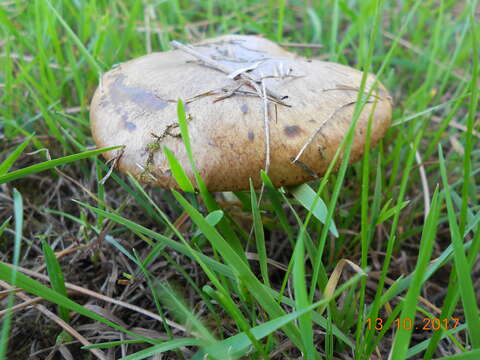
[439,145,480,348]
[82,339,145,349]
[163,146,195,192]
[434,349,480,360]
[195,273,363,359]
[74,200,234,278]
[276,0,286,41]
[0,189,23,359]
[41,240,70,323]
[406,323,467,358]
[176,100,245,259]
[260,171,294,244]
[459,3,479,235]
[155,283,216,344]
[0,262,153,344]
[0,135,33,175]
[292,234,316,359]
[119,339,203,360]
[0,146,121,184]
[0,217,11,238]
[290,183,338,237]
[389,187,441,357]
[171,190,304,349]
[43,0,102,73]
[250,180,269,286]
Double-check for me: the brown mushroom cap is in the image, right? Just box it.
[90,34,392,191]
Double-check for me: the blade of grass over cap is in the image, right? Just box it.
[176,99,245,258]
[163,146,195,192]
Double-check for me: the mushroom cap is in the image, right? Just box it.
[90,34,392,191]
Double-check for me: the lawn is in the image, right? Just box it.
[0,0,479,359]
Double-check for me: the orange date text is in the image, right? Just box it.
[365,317,460,331]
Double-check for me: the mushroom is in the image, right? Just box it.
[90,34,392,191]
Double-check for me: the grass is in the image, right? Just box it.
[0,0,479,359]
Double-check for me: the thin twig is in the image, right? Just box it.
[170,40,288,105]
[0,280,106,360]
[3,263,186,333]
[278,42,324,49]
[432,116,480,139]
[414,148,431,219]
[0,295,44,316]
[292,101,357,163]
[100,149,124,185]
[261,78,270,174]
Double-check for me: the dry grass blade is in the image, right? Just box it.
[4,263,186,333]
[318,259,366,315]
[0,52,68,70]
[261,78,271,174]
[382,31,468,82]
[0,295,44,316]
[35,245,91,273]
[0,280,107,360]
[432,116,480,139]
[245,252,288,271]
[227,60,265,79]
[26,148,101,201]
[62,105,90,114]
[99,149,124,185]
[414,148,431,218]
[0,288,22,297]
[369,272,442,314]
[278,42,324,49]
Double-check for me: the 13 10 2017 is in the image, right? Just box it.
[366,317,460,331]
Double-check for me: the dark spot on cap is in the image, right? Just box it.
[121,113,137,131]
[240,104,248,114]
[309,119,316,123]
[248,130,254,142]
[125,121,137,131]
[109,74,169,112]
[377,87,387,98]
[284,125,302,137]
